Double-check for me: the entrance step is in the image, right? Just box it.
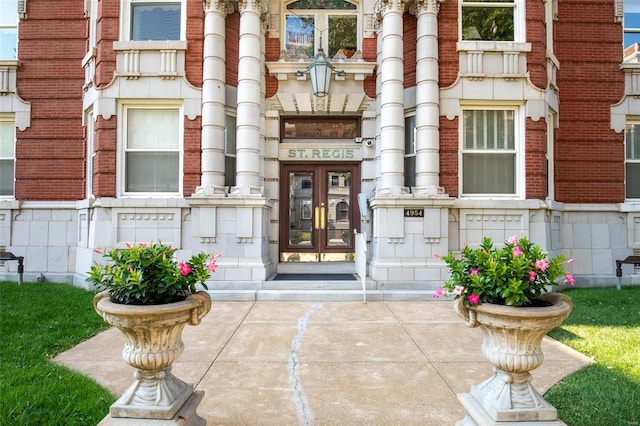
[276,262,355,274]
[208,278,442,302]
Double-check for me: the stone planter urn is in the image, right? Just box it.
[454,292,573,426]
[93,290,212,425]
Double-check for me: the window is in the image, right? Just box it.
[122,0,183,41]
[86,110,95,198]
[225,114,236,188]
[0,0,18,60]
[404,114,416,188]
[285,0,358,59]
[461,0,517,42]
[626,123,640,199]
[122,107,181,194]
[0,116,15,196]
[282,117,359,140]
[461,108,520,196]
[624,1,640,50]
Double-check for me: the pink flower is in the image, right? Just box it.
[567,258,576,263]
[535,258,549,272]
[454,285,465,296]
[513,246,523,258]
[178,260,192,276]
[468,293,480,304]
[528,270,537,282]
[507,235,518,245]
[433,286,444,298]
[565,273,575,286]
[206,260,217,273]
[469,268,479,277]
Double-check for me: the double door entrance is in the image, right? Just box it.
[280,163,360,262]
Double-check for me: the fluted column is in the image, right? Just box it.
[414,0,444,195]
[231,0,267,196]
[376,0,406,196]
[197,0,233,196]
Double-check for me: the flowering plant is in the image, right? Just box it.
[87,242,219,305]
[435,235,575,307]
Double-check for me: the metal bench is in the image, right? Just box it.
[0,251,24,285]
[615,256,640,290]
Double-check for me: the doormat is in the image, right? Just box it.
[272,273,357,281]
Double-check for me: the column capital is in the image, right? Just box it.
[375,0,406,21]
[238,0,269,17]
[411,0,444,16]
[203,0,234,15]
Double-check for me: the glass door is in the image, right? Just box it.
[280,163,359,262]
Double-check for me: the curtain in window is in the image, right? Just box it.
[125,109,179,193]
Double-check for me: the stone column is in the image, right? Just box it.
[197,0,233,196]
[231,0,267,196]
[376,0,406,196]
[413,0,444,195]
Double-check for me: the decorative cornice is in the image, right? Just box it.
[238,0,268,16]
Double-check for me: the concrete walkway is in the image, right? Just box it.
[54,300,592,425]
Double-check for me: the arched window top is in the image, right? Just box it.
[286,0,356,11]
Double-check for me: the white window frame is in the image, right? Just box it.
[0,0,19,60]
[283,0,360,58]
[625,122,640,200]
[120,0,186,42]
[0,114,15,198]
[459,0,525,44]
[459,105,525,199]
[224,111,236,188]
[404,113,416,189]
[117,103,184,197]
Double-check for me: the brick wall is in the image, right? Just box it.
[15,0,87,200]
[554,0,625,203]
[439,116,459,197]
[93,116,117,198]
[186,0,204,86]
[404,13,416,88]
[525,118,548,199]
[226,12,240,87]
[95,0,118,88]
[526,0,547,90]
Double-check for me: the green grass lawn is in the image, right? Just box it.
[547,286,640,426]
[0,281,114,426]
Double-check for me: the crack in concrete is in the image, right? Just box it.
[289,303,321,426]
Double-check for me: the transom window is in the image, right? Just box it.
[121,107,182,194]
[461,108,521,196]
[0,116,15,197]
[625,123,640,199]
[282,117,359,140]
[460,0,518,42]
[122,0,183,41]
[0,0,18,60]
[285,0,358,58]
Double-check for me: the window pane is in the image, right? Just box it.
[286,15,314,58]
[404,156,416,188]
[127,109,179,149]
[404,115,415,154]
[463,153,515,194]
[328,15,357,57]
[0,159,13,195]
[131,3,180,41]
[225,115,236,154]
[626,124,640,160]
[282,118,358,139]
[462,4,514,41]
[0,28,17,60]
[287,0,355,10]
[126,152,179,192]
[0,121,15,156]
[464,110,514,150]
[626,163,640,198]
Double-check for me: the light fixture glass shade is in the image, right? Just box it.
[308,49,332,97]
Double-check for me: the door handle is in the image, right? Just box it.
[320,203,326,230]
[314,207,320,230]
